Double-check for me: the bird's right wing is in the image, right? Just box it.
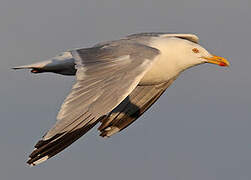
[126,33,199,44]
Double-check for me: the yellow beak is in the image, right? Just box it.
[202,55,230,67]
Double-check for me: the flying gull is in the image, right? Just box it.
[13,32,230,166]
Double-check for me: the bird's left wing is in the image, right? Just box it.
[27,42,159,166]
[98,76,177,137]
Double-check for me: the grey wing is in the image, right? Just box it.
[98,76,177,137]
[94,33,199,49]
[27,42,159,166]
[126,32,199,44]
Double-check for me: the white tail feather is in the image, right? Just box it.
[12,52,76,75]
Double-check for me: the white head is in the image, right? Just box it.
[141,36,230,85]
[162,37,230,73]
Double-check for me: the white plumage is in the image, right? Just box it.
[13,32,229,166]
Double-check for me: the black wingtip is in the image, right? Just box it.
[27,122,99,166]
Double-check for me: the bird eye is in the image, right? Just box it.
[192,48,200,53]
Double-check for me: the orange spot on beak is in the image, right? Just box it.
[219,62,227,67]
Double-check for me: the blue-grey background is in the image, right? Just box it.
[1,0,250,179]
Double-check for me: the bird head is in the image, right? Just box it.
[170,38,230,70]
[178,37,230,67]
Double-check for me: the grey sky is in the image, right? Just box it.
[0,0,250,179]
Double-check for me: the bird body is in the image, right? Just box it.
[13,32,229,166]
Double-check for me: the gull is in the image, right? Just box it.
[13,32,230,166]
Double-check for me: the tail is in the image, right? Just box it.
[12,61,51,73]
[12,52,76,75]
